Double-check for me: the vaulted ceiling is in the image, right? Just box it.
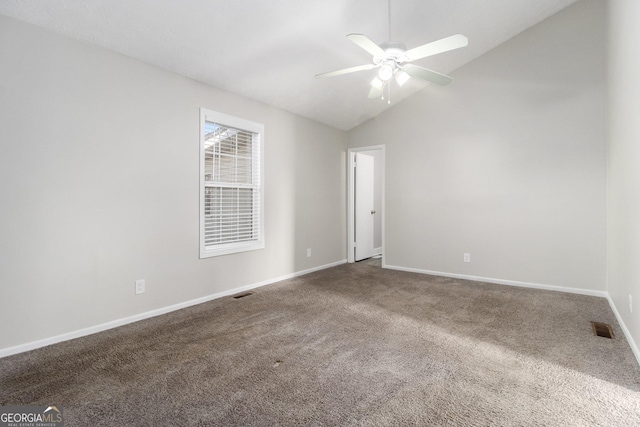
[0,0,578,130]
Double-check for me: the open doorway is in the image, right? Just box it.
[347,145,385,266]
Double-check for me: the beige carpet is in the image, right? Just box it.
[1,262,639,426]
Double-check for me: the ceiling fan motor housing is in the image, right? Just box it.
[374,41,409,63]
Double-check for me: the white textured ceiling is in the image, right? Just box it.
[0,0,578,131]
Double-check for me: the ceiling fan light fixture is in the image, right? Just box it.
[378,63,394,81]
[370,76,385,90]
[395,69,410,87]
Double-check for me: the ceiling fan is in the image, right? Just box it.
[316,4,468,100]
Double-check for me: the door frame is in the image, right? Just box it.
[347,145,386,265]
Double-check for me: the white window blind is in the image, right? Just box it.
[200,109,264,258]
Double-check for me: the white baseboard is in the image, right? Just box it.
[0,259,347,359]
[606,295,640,367]
[383,264,608,298]
[373,247,382,256]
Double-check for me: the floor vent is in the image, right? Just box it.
[233,292,254,299]
[591,321,614,339]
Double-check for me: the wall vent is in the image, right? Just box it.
[233,292,254,299]
[591,321,614,339]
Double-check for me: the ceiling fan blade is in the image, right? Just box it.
[347,34,385,57]
[404,64,454,86]
[315,63,376,79]
[405,34,468,62]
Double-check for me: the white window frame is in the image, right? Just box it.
[199,108,265,258]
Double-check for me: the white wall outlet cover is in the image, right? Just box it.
[135,279,145,295]
[464,253,471,263]
[307,248,312,257]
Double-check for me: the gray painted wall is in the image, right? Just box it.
[347,0,606,291]
[0,15,347,351]
[607,0,640,359]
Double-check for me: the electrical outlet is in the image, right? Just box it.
[464,253,471,263]
[306,248,312,258]
[630,294,633,313]
[135,279,145,295]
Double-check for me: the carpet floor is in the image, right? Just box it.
[1,262,640,426]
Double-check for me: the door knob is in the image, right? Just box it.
[371,210,376,215]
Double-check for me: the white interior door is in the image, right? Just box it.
[355,153,375,261]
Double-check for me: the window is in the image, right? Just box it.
[200,109,264,258]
